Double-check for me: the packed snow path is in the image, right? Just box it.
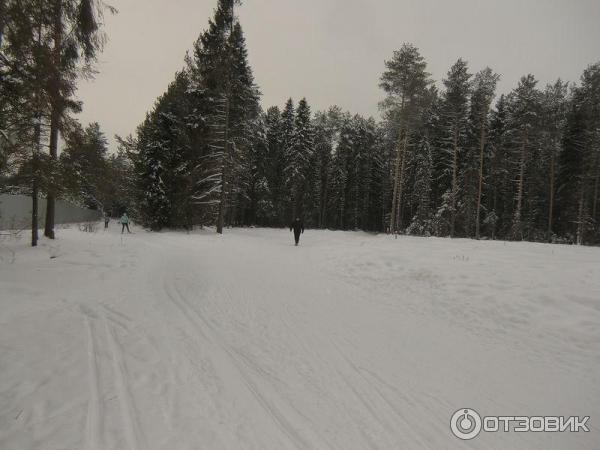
[1,226,599,449]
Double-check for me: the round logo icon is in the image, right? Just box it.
[450,408,482,440]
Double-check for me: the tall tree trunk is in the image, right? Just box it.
[576,180,586,245]
[226,183,236,228]
[44,108,59,239]
[450,123,459,238]
[475,108,488,239]
[395,131,408,234]
[0,0,5,47]
[291,184,299,221]
[44,1,63,240]
[547,148,556,242]
[319,172,328,228]
[512,128,528,240]
[339,188,345,229]
[216,2,235,234]
[592,147,600,231]
[389,130,403,233]
[593,171,599,227]
[389,96,406,234]
[31,117,41,247]
[31,180,39,245]
[31,17,42,247]
[354,162,359,230]
[216,96,230,234]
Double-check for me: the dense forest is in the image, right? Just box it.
[1,0,599,245]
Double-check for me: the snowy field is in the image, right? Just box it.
[1,224,599,450]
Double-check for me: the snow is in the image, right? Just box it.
[1,226,599,449]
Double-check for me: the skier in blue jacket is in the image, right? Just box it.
[120,213,131,234]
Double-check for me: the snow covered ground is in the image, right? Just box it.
[1,224,599,449]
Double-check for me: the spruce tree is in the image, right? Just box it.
[286,98,314,219]
[540,80,568,242]
[280,98,295,219]
[188,0,259,233]
[264,106,285,225]
[61,122,109,210]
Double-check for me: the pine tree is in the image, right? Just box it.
[486,94,511,238]
[42,0,115,239]
[312,107,346,228]
[557,63,600,244]
[379,43,432,234]
[1,0,53,245]
[507,75,541,240]
[467,68,499,239]
[439,59,472,237]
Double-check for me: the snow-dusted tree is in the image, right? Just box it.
[539,80,568,242]
[507,74,541,240]
[311,108,341,228]
[466,67,499,239]
[343,115,376,230]
[286,98,314,219]
[60,121,109,209]
[323,113,383,231]
[557,63,600,244]
[135,115,171,229]
[486,94,511,238]
[407,134,433,235]
[279,98,295,219]
[379,43,432,233]
[238,110,273,225]
[188,0,259,233]
[264,106,286,225]
[327,119,351,229]
[438,59,472,237]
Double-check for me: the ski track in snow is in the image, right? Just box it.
[1,225,599,449]
[83,316,102,450]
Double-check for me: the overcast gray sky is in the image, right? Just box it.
[76,0,600,151]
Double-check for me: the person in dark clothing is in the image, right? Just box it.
[290,217,304,246]
[104,214,110,229]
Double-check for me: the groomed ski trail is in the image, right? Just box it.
[0,226,599,449]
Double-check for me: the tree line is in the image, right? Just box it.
[126,0,600,244]
[2,0,599,245]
